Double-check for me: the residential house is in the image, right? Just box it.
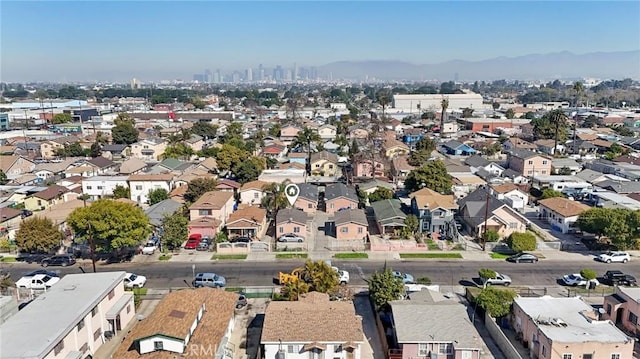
[537,197,590,234]
[590,139,615,154]
[451,174,486,198]
[502,137,537,152]
[489,183,529,212]
[514,296,633,359]
[551,158,583,175]
[0,207,22,239]
[402,128,424,148]
[83,157,118,176]
[226,205,267,239]
[501,168,529,184]
[324,183,358,215]
[276,208,308,238]
[64,164,96,178]
[262,144,288,160]
[568,139,599,156]
[595,180,640,195]
[0,155,36,180]
[293,183,319,213]
[457,187,529,238]
[603,286,640,336]
[82,176,129,200]
[193,157,219,175]
[100,144,129,161]
[216,179,242,195]
[535,139,564,156]
[239,180,268,205]
[288,152,308,165]
[371,199,406,236]
[145,198,182,229]
[152,158,194,174]
[8,174,40,186]
[280,125,301,144]
[318,124,337,141]
[391,155,416,188]
[410,188,457,234]
[259,168,306,184]
[114,288,237,358]
[188,216,223,238]
[39,136,80,159]
[127,173,174,205]
[33,159,76,182]
[348,127,369,140]
[441,140,477,156]
[261,292,364,359]
[189,190,235,224]
[382,137,410,160]
[0,272,136,359]
[507,148,552,178]
[388,290,485,359]
[130,138,167,161]
[24,185,69,211]
[118,157,148,175]
[358,180,394,203]
[310,151,339,177]
[352,153,387,178]
[334,209,368,241]
[184,134,204,152]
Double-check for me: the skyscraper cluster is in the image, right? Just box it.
[192,64,319,83]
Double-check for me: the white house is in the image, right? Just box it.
[0,272,135,359]
[127,173,174,205]
[261,292,364,359]
[317,124,337,141]
[239,180,268,205]
[490,183,529,212]
[82,176,129,200]
[538,197,591,234]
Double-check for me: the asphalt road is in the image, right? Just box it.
[3,258,640,289]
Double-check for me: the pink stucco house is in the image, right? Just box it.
[352,153,387,178]
[292,183,318,214]
[603,286,640,336]
[324,183,358,215]
[189,190,235,223]
[334,209,368,241]
[279,125,301,143]
[276,208,308,238]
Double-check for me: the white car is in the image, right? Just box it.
[141,241,157,255]
[124,273,147,288]
[332,266,350,284]
[597,251,630,264]
[16,274,60,290]
[562,273,599,287]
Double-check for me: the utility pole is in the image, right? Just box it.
[482,188,490,252]
[80,195,97,273]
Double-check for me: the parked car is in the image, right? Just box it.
[16,274,60,290]
[192,272,226,288]
[196,241,211,251]
[16,252,49,264]
[124,272,147,288]
[231,236,252,243]
[141,241,157,255]
[331,266,350,285]
[393,271,415,284]
[507,253,539,263]
[41,254,76,267]
[596,251,630,263]
[236,294,248,309]
[278,233,305,243]
[185,235,202,250]
[23,270,58,278]
[562,273,599,287]
[483,272,512,287]
[603,270,637,286]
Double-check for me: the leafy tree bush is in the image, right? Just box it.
[369,187,394,203]
[507,232,536,252]
[576,207,640,250]
[111,114,139,144]
[112,185,130,199]
[160,212,188,250]
[15,217,63,253]
[405,160,453,194]
[148,188,169,205]
[478,268,497,280]
[368,264,405,309]
[477,287,517,318]
[184,178,217,203]
[485,229,500,242]
[541,188,564,199]
[580,268,597,281]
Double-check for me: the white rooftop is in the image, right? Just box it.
[0,271,126,359]
[82,175,129,182]
[515,296,631,343]
[618,286,640,301]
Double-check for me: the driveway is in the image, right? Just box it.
[523,207,589,251]
[312,211,330,252]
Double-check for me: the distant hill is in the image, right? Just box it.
[317,50,640,81]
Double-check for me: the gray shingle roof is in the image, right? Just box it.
[145,198,182,227]
[276,208,308,225]
[297,183,318,201]
[325,183,358,202]
[464,155,490,168]
[371,199,406,226]
[457,187,507,226]
[334,209,368,226]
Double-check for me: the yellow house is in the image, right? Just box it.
[310,150,339,177]
[24,185,68,211]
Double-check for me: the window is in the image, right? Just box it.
[293,227,300,233]
[135,185,142,190]
[583,355,593,359]
[607,304,612,314]
[77,319,85,331]
[528,160,533,165]
[315,164,320,168]
[541,170,547,175]
[330,203,335,209]
[37,200,42,206]
[91,307,98,317]
[418,344,428,356]
[254,192,259,199]
[542,345,547,358]
[438,343,452,354]
[563,355,573,359]
[126,305,131,314]
[509,222,518,229]
[87,185,92,190]
[97,186,103,190]
[611,354,620,359]
[341,227,348,233]
[629,312,638,325]
[108,289,115,300]
[527,170,533,175]
[154,341,164,350]
[329,165,334,170]
[542,160,548,165]
[288,345,298,353]
[199,209,212,216]
[279,227,284,233]
[53,341,64,355]
[357,227,363,234]
[93,328,102,341]
[308,203,312,209]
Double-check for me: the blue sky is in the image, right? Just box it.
[1,1,639,81]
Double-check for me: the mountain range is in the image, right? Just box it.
[317,50,640,81]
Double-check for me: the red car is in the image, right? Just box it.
[184,234,202,250]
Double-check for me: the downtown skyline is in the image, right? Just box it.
[1,1,639,82]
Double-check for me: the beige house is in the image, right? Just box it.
[0,207,22,239]
[226,205,267,239]
[507,148,552,178]
[538,197,590,234]
[513,296,633,359]
[24,184,69,211]
[39,136,80,159]
[189,190,235,223]
[130,138,167,161]
[239,180,268,205]
[184,134,204,153]
[280,125,301,143]
[0,272,136,359]
[318,124,337,141]
[310,151,339,177]
[349,128,369,140]
[334,209,368,241]
[603,286,640,336]
[382,137,410,160]
[0,155,36,180]
[276,208,308,238]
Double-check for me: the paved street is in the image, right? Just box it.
[3,258,638,289]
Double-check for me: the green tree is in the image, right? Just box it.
[234,156,265,184]
[89,142,102,158]
[404,160,453,194]
[576,208,640,249]
[111,114,139,144]
[415,137,436,153]
[476,287,517,318]
[301,260,339,294]
[292,127,321,169]
[505,108,515,119]
[573,81,584,107]
[221,122,244,144]
[112,185,130,199]
[478,268,497,280]
[580,268,597,281]
[404,214,419,234]
[492,102,500,110]
[0,273,14,291]
[440,97,449,136]
[408,137,437,166]
[485,229,500,242]
[162,143,195,160]
[184,178,218,203]
[148,188,169,205]
[548,109,568,156]
[15,217,63,253]
[281,280,310,301]
[215,144,249,172]
[462,107,474,118]
[67,199,151,251]
[541,188,564,199]
[51,113,73,124]
[261,181,290,221]
[506,232,537,252]
[268,123,281,137]
[160,211,188,250]
[532,112,568,144]
[482,142,502,156]
[368,265,405,309]
[369,187,394,203]
[0,170,7,185]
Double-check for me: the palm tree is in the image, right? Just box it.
[281,280,309,301]
[292,127,321,175]
[440,97,449,138]
[573,81,584,108]
[302,260,339,293]
[261,181,291,233]
[548,109,568,157]
[376,90,391,123]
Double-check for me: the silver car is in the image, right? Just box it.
[278,233,305,243]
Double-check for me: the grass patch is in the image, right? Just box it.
[276,253,308,259]
[212,254,247,260]
[569,285,616,295]
[490,252,511,259]
[225,287,244,293]
[126,287,148,308]
[425,240,440,250]
[333,252,368,259]
[400,252,463,259]
[0,257,16,262]
[158,254,172,261]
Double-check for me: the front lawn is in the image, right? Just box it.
[400,252,463,259]
[276,253,308,259]
[333,253,368,259]
[158,254,172,261]
[212,254,247,260]
[0,257,16,262]
[490,253,511,259]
